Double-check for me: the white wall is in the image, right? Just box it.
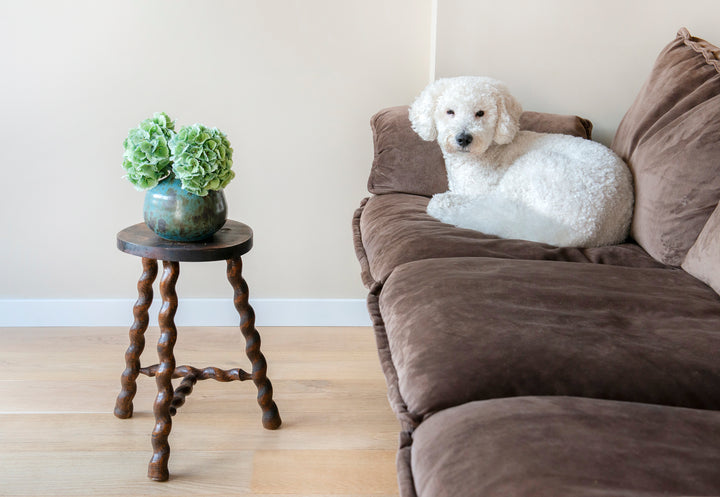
[0,1,432,320]
[3,0,720,325]
[435,0,720,144]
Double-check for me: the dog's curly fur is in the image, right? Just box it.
[410,76,634,247]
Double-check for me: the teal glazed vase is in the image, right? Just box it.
[143,176,227,242]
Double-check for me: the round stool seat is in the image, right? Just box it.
[117,220,253,262]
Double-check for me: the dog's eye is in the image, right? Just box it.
[475,110,485,118]
[446,110,455,116]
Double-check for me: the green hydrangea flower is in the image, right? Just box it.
[122,112,175,190]
[169,124,235,196]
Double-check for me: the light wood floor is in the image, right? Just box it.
[0,326,399,496]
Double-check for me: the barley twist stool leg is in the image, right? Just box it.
[148,260,179,482]
[115,257,157,419]
[227,257,282,430]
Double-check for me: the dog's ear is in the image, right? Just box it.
[409,79,450,141]
[493,87,523,145]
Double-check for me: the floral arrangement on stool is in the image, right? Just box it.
[122,112,235,241]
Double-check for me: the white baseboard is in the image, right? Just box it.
[0,298,371,327]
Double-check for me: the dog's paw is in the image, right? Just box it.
[428,192,455,213]
[430,192,467,209]
[427,192,470,224]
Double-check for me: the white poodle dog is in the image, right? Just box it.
[409,76,634,247]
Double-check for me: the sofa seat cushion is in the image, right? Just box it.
[379,257,720,420]
[355,193,666,287]
[410,397,720,497]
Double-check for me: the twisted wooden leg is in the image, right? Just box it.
[148,260,179,482]
[169,375,198,416]
[227,258,282,430]
[115,258,157,419]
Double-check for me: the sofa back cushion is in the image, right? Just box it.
[369,106,446,196]
[368,106,593,197]
[611,28,720,266]
[683,202,720,295]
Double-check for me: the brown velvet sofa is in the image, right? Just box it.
[352,28,720,497]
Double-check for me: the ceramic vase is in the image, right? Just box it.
[143,176,227,242]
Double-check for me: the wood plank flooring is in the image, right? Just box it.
[0,326,399,496]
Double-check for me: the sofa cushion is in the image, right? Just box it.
[410,397,720,497]
[683,201,720,295]
[368,106,446,197]
[611,28,720,266]
[369,106,593,196]
[354,193,665,287]
[378,257,720,421]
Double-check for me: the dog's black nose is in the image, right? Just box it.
[456,132,473,148]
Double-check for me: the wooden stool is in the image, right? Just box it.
[113,220,281,481]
